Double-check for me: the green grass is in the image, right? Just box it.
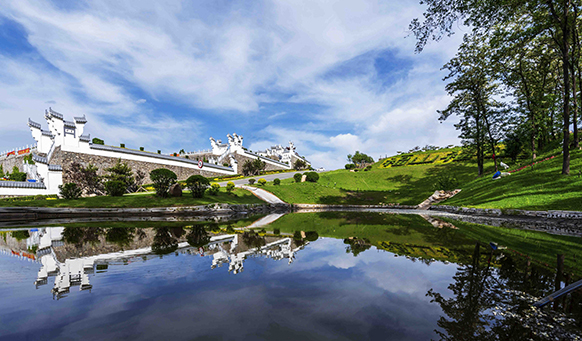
[258,160,491,205]
[0,188,263,208]
[442,149,582,211]
[267,212,582,274]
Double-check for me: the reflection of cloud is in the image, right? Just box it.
[1,238,454,340]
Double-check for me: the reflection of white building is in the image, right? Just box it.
[19,227,307,299]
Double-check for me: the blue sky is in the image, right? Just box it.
[0,0,463,169]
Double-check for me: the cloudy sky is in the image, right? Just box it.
[0,0,463,169]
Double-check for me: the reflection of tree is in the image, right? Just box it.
[11,230,30,241]
[343,237,371,257]
[186,225,210,248]
[151,227,178,255]
[63,227,104,247]
[427,243,582,340]
[105,227,136,248]
[427,243,497,340]
[242,231,265,249]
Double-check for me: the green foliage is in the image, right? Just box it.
[186,175,210,198]
[364,165,372,171]
[9,166,26,181]
[304,172,319,182]
[208,183,221,195]
[293,159,307,170]
[305,231,319,242]
[0,164,4,178]
[120,143,125,148]
[67,162,102,195]
[149,168,177,197]
[504,131,524,163]
[23,154,34,165]
[104,160,134,193]
[59,182,82,199]
[104,180,126,196]
[242,157,266,176]
[248,178,256,185]
[92,137,104,145]
[347,151,374,165]
[273,178,281,185]
[226,181,235,193]
[345,163,356,170]
[157,150,161,154]
[11,230,30,241]
[273,228,280,235]
[140,147,144,151]
[258,178,267,186]
[293,173,302,182]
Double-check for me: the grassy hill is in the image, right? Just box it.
[258,145,582,211]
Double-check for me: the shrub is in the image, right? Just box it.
[433,174,459,191]
[223,162,229,167]
[59,183,82,199]
[364,165,372,171]
[242,158,266,176]
[305,231,319,242]
[104,180,126,196]
[226,181,235,193]
[345,163,356,170]
[140,147,144,151]
[186,175,210,198]
[208,183,220,195]
[305,172,319,182]
[248,179,256,185]
[150,168,177,197]
[258,178,267,186]
[157,150,161,154]
[104,160,134,193]
[273,178,281,185]
[273,228,280,235]
[120,143,125,148]
[0,165,3,178]
[293,173,302,182]
[92,137,104,145]
[9,166,27,181]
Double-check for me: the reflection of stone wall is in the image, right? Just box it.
[51,147,227,182]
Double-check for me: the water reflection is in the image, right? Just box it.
[3,225,309,300]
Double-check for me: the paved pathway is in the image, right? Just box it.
[238,185,287,204]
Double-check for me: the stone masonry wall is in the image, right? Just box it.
[51,147,228,182]
[0,154,27,174]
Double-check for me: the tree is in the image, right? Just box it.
[149,168,177,197]
[347,151,374,166]
[104,159,134,193]
[186,175,210,198]
[66,162,102,195]
[242,157,266,176]
[293,159,307,170]
[0,165,3,178]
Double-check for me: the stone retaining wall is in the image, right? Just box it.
[432,205,582,220]
[0,154,27,174]
[51,147,227,182]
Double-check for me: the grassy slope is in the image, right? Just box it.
[442,149,582,211]
[259,160,490,205]
[267,212,582,274]
[0,188,263,208]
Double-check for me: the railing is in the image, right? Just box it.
[0,144,37,159]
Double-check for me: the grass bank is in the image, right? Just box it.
[0,188,263,208]
[256,161,489,205]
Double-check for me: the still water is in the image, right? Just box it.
[1,212,581,340]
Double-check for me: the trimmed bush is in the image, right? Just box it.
[248,178,256,185]
[258,178,267,186]
[273,228,280,235]
[293,173,302,182]
[8,166,27,182]
[157,150,161,154]
[273,178,281,185]
[59,183,82,199]
[345,163,356,170]
[92,137,104,145]
[186,175,210,198]
[226,181,235,193]
[140,147,144,151]
[208,183,220,195]
[305,172,319,182]
[150,168,177,197]
[104,180,126,196]
[120,143,125,148]
[364,165,372,171]
[305,231,319,242]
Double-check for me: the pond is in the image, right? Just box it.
[1,212,581,340]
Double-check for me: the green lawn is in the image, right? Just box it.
[266,212,582,274]
[0,188,264,208]
[258,161,490,205]
[442,149,582,211]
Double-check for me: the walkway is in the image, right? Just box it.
[238,185,287,204]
